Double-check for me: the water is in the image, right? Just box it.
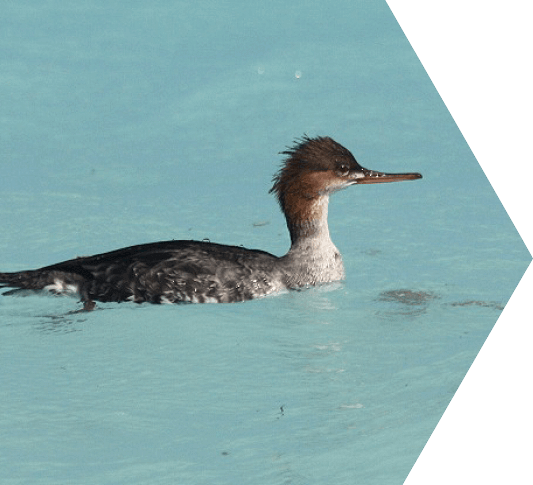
[1,1,530,484]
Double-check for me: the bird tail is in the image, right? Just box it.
[0,270,59,295]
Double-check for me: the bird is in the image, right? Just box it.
[0,136,422,310]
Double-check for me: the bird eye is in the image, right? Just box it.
[336,163,350,176]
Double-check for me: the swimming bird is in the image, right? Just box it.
[0,136,422,310]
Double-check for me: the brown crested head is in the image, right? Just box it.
[270,136,363,212]
[270,135,422,214]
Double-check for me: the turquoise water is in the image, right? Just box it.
[1,1,530,484]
